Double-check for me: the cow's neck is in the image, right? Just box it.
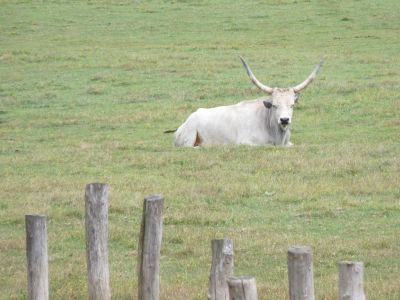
[274,127,291,145]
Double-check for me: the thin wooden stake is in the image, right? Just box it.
[288,246,315,300]
[208,239,234,300]
[228,276,258,300]
[85,183,111,300]
[26,214,49,300]
[138,194,164,300]
[338,261,365,300]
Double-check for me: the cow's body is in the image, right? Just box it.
[172,56,323,147]
[174,98,291,147]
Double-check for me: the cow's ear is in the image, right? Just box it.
[263,101,273,109]
[294,93,300,103]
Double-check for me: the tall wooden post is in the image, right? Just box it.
[208,239,234,300]
[288,246,314,300]
[138,194,164,300]
[338,261,365,300]
[228,276,258,300]
[85,183,110,300]
[26,214,49,300]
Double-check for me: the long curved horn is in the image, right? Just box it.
[239,56,274,94]
[293,58,324,92]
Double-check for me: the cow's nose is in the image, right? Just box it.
[280,118,290,125]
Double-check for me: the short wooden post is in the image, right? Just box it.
[227,276,258,300]
[338,261,365,300]
[26,215,49,300]
[138,194,164,300]
[208,239,234,300]
[85,183,111,300]
[288,246,315,300]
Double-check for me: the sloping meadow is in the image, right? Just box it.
[1,1,399,299]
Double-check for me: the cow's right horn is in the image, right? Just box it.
[240,56,274,94]
[293,58,324,92]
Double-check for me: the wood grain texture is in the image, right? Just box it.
[338,261,365,300]
[85,183,110,300]
[288,246,314,300]
[26,215,49,300]
[208,239,234,300]
[138,194,164,300]
[227,276,258,300]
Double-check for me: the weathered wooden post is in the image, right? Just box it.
[208,239,234,300]
[227,276,258,300]
[138,194,164,300]
[338,261,365,300]
[26,214,49,300]
[288,246,315,300]
[85,183,111,300]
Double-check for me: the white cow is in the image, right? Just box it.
[172,56,324,147]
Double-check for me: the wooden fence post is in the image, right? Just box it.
[227,276,258,300]
[288,246,315,300]
[85,183,111,300]
[208,239,234,300]
[338,261,365,300]
[138,194,164,300]
[26,214,49,300]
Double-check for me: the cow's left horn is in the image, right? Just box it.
[240,56,274,94]
[293,58,324,92]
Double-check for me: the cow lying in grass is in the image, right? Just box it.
[171,56,323,147]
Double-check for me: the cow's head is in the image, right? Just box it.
[240,56,323,131]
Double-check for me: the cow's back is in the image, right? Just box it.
[173,99,271,146]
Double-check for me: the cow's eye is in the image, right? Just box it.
[294,94,300,102]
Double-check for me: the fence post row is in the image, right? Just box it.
[228,276,258,300]
[26,214,49,300]
[24,184,368,300]
[85,183,111,300]
[338,261,365,300]
[288,246,315,300]
[138,194,164,300]
[208,239,234,300]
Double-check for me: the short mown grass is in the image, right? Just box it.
[1,1,400,299]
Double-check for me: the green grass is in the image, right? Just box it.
[1,0,400,299]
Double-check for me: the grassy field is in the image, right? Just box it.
[1,0,400,299]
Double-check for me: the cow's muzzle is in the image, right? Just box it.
[280,118,290,125]
[279,118,290,130]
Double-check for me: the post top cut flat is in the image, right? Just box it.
[288,246,312,254]
[144,194,164,202]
